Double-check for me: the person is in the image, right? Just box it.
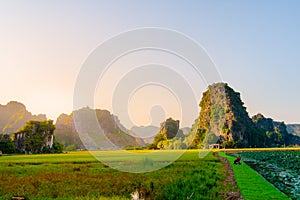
[234,155,241,165]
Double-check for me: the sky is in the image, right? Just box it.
[0,0,299,128]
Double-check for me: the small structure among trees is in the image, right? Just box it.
[14,120,62,154]
[208,144,220,149]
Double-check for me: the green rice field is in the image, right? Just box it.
[0,149,299,200]
[0,150,236,200]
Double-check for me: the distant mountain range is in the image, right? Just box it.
[0,101,46,134]
[0,99,299,149]
[55,107,141,150]
[0,102,142,149]
[286,124,300,136]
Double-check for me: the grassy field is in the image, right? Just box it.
[0,150,237,200]
[219,152,290,200]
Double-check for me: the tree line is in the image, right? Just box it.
[0,120,63,154]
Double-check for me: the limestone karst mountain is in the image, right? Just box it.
[54,107,141,150]
[188,83,265,148]
[148,118,185,149]
[0,101,46,134]
[286,124,300,137]
[252,114,300,146]
[2,89,299,151]
[188,83,300,148]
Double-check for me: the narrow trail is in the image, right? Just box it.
[215,152,244,200]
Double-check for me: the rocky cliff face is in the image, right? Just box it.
[0,101,46,134]
[14,120,55,153]
[155,118,184,141]
[149,118,185,149]
[286,124,300,136]
[55,113,84,149]
[189,83,265,148]
[252,113,300,146]
[55,107,140,150]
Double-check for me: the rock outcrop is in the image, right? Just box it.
[149,118,185,149]
[189,83,265,148]
[286,124,300,136]
[54,107,140,150]
[14,120,55,153]
[252,113,300,146]
[0,101,46,134]
[188,83,300,148]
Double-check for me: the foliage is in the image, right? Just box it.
[222,140,236,148]
[14,120,63,154]
[252,113,300,147]
[189,90,211,148]
[156,139,169,149]
[149,133,164,149]
[188,82,299,149]
[167,138,187,149]
[0,134,16,154]
[146,143,157,150]
[150,118,185,149]
[42,139,64,153]
[0,150,237,199]
[65,144,77,151]
[124,145,144,150]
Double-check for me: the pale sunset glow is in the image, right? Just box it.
[1,0,300,128]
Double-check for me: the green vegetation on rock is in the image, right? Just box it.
[252,113,299,147]
[55,107,140,150]
[148,118,185,149]
[14,120,63,154]
[188,82,300,149]
[188,83,266,148]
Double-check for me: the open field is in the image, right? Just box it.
[1,148,299,200]
[0,150,237,200]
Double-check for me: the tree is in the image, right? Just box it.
[15,120,63,154]
[42,138,63,153]
[157,140,170,149]
[0,134,16,154]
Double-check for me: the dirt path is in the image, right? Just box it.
[215,152,244,200]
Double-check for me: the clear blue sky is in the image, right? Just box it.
[0,0,299,128]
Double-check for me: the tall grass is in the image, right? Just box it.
[0,150,236,199]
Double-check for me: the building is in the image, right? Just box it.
[209,144,220,149]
